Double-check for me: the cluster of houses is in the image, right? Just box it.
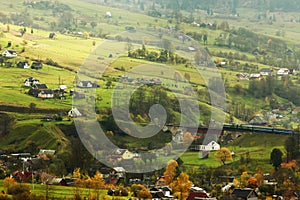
[17,61,43,70]
[25,77,67,99]
[118,75,162,86]
[2,50,18,58]
[1,49,44,70]
[0,149,56,181]
[1,146,297,200]
[236,67,297,81]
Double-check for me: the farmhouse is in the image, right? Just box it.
[105,11,112,18]
[68,107,82,118]
[111,167,126,178]
[59,85,68,91]
[187,187,216,200]
[2,50,17,58]
[277,68,289,76]
[17,61,30,69]
[236,73,249,80]
[249,114,267,125]
[260,68,273,76]
[78,80,99,88]
[231,188,258,200]
[249,73,263,80]
[24,77,39,87]
[199,141,220,151]
[28,83,48,96]
[111,149,135,160]
[38,149,56,160]
[78,80,93,88]
[28,83,54,99]
[31,61,43,70]
[191,21,200,27]
[37,89,54,99]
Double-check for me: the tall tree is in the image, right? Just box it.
[214,147,232,165]
[170,173,193,200]
[240,171,250,187]
[164,160,178,185]
[92,170,105,200]
[270,148,283,170]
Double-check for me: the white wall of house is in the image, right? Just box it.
[200,141,220,151]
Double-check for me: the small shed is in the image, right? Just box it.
[105,11,112,18]
[31,61,43,70]
[68,107,82,118]
[17,61,30,69]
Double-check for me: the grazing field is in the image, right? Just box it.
[0,180,127,200]
[181,132,290,173]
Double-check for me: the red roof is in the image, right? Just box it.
[187,192,209,200]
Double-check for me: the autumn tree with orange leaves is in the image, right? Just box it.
[171,173,193,200]
[164,160,178,185]
[247,177,258,188]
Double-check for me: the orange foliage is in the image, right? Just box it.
[281,160,298,169]
[3,177,16,189]
[247,177,258,188]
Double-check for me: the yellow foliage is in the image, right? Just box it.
[240,172,250,187]
[3,177,16,189]
[164,160,178,185]
[171,173,193,200]
[214,147,232,165]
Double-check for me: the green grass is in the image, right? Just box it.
[0,66,74,109]
[180,132,290,173]
[0,122,71,153]
[0,180,127,199]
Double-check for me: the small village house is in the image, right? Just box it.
[68,107,82,118]
[28,83,54,99]
[277,68,289,76]
[260,68,273,76]
[2,50,17,58]
[231,188,258,200]
[24,77,39,87]
[249,114,267,125]
[236,73,249,80]
[17,61,30,69]
[31,61,43,70]
[78,80,93,88]
[249,73,263,80]
[37,89,54,99]
[199,141,220,151]
[105,11,112,18]
[38,149,56,160]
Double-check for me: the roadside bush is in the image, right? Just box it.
[3,177,17,190]
[7,184,30,195]
[45,58,60,67]
[12,192,30,200]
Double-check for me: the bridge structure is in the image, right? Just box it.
[164,123,296,135]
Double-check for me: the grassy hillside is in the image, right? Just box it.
[0,115,72,154]
[181,132,290,173]
[0,0,299,179]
